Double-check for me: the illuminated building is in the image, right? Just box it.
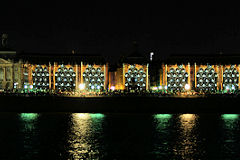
[1,38,240,94]
[0,49,22,91]
[19,54,108,92]
[108,49,149,91]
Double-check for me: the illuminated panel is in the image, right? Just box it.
[83,65,104,90]
[32,65,49,90]
[196,65,217,92]
[55,64,76,91]
[124,65,146,90]
[167,65,188,92]
[223,65,239,92]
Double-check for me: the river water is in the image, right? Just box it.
[0,113,239,159]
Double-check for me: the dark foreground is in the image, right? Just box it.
[1,95,240,113]
[1,113,240,159]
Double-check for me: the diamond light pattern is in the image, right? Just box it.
[125,65,146,90]
[83,65,104,90]
[32,65,49,90]
[196,65,217,92]
[223,65,239,91]
[167,65,188,92]
[55,65,76,91]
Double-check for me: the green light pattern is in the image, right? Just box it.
[20,113,39,121]
[222,114,239,120]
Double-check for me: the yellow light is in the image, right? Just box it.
[79,83,85,90]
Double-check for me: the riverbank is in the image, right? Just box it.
[1,95,240,113]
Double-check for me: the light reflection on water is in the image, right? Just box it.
[173,114,202,159]
[68,113,105,160]
[1,113,240,159]
[221,114,240,158]
[19,113,40,159]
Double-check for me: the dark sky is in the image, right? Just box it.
[1,2,240,62]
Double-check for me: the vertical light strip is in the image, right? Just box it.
[49,63,51,89]
[53,62,56,90]
[194,63,196,88]
[80,62,83,84]
[146,63,149,90]
[75,64,78,91]
[104,64,106,90]
[123,63,125,90]
[188,63,191,90]
[165,64,167,86]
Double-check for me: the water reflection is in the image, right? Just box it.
[68,113,105,160]
[221,114,240,158]
[20,113,39,131]
[154,114,172,130]
[222,114,239,129]
[174,114,201,159]
[152,114,172,158]
[19,113,40,159]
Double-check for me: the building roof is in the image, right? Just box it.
[14,53,107,65]
[163,54,240,65]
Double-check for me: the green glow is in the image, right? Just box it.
[154,114,172,119]
[20,113,39,121]
[222,114,239,120]
[90,113,105,119]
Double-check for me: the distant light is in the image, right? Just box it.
[232,85,235,90]
[164,86,168,90]
[158,86,162,90]
[184,84,190,90]
[226,86,230,90]
[24,85,28,89]
[150,52,154,61]
[79,83,85,90]
[110,86,115,91]
[29,85,33,89]
[152,87,158,90]
[97,85,100,90]
[91,86,95,90]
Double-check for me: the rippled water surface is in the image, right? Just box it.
[0,113,240,159]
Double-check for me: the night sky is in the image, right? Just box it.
[1,3,240,62]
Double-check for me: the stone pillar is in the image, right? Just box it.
[146,63,149,90]
[75,64,78,91]
[123,63,125,90]
[49,63,51,90]
[80,62,83,84]
[187,63,191,90]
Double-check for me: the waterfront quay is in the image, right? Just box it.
[1,92,240,113]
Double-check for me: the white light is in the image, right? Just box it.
[79,84,85,90]
[24,85,28,89]
[158,86,162,90]
[97,86,100,90]
[232,85,235,90]
[226,86,230,90]
[110,86,115,91]
[150,52,154,61]
[184,84,190,90]
[152,87,158,90]
[30,85,33,89]
[91,86,95,90]
[164,86,168,90]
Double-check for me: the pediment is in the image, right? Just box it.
[0,58,12,64]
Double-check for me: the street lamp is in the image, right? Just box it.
[79,84,85,90]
